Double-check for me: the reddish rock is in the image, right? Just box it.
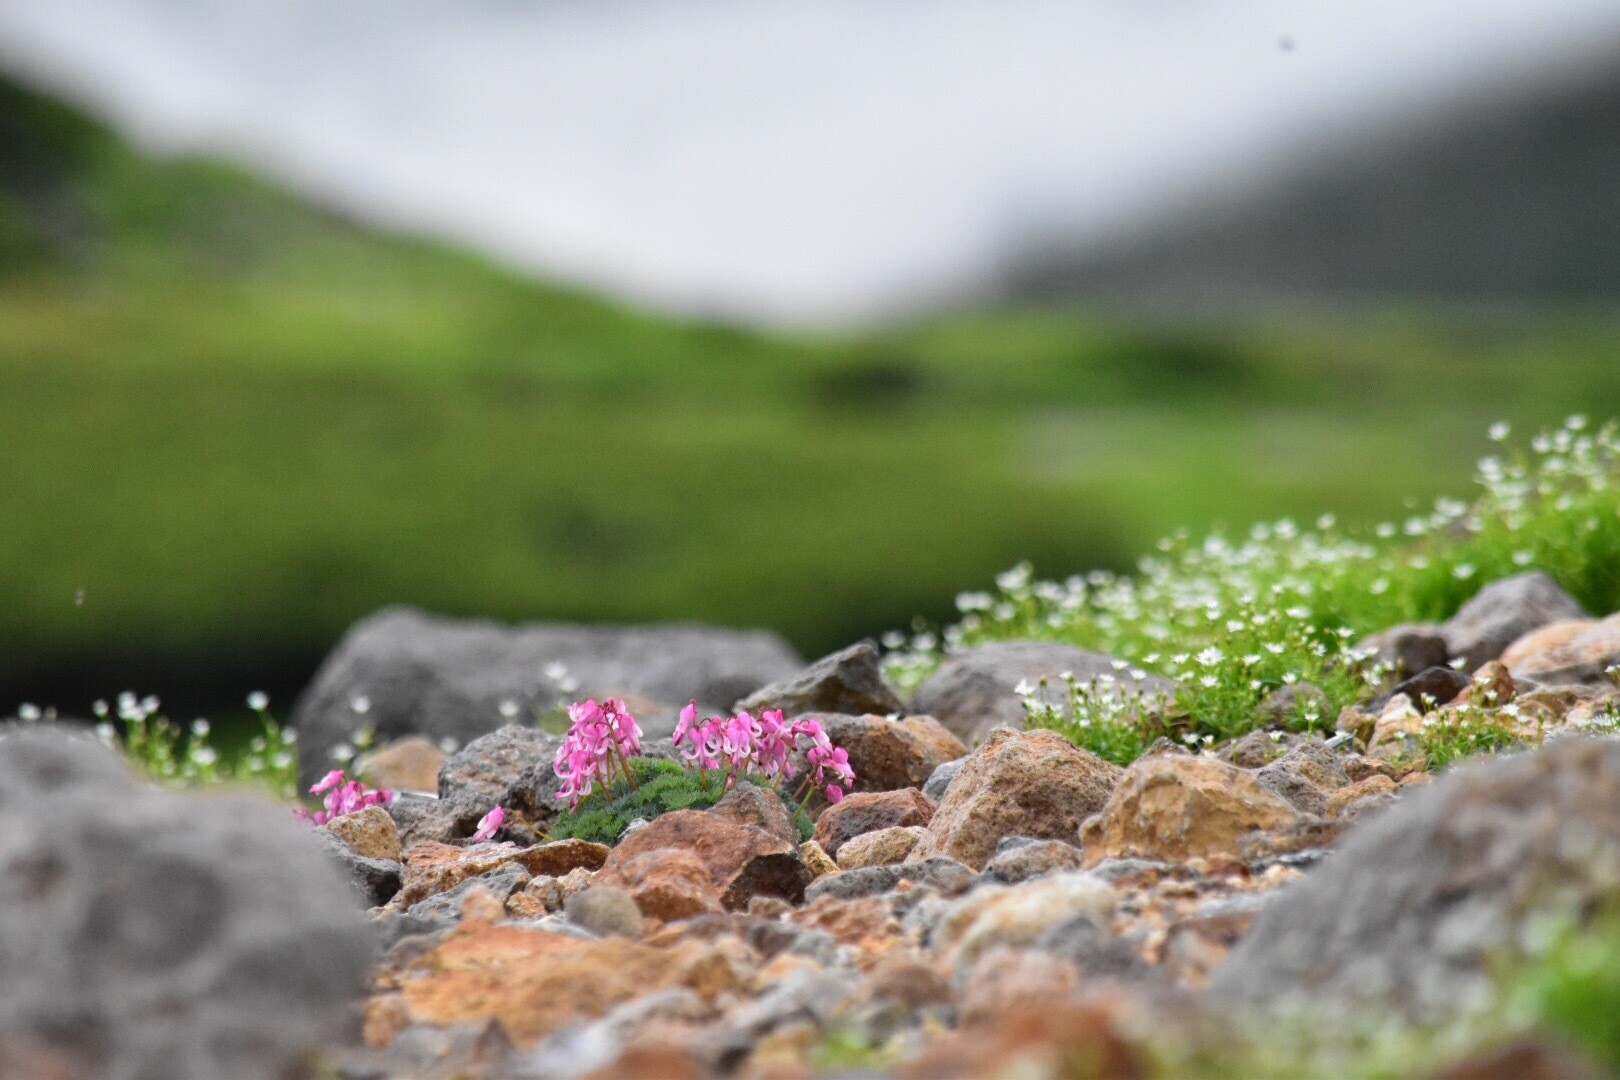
[814,713,968,793]
[594,809,810,910]
[397,838,607,907]
[708,781,798,844]
[1503,613,1620,686]
[908,728,1123,871]
[1081,755,1299,865]
[813,788,937,860]
[390,921,683,1047]
[611,848,723,921]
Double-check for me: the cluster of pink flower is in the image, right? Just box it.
[552,697,644,809]
[673,702,854,803]
[293,769,392,826]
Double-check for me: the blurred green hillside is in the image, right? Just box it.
[2,74,1618,716]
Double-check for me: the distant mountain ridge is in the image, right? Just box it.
[1000,46,1620,308]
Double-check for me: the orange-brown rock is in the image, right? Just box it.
[397,838,608,907]
[813,788,936,860]
[909,729,1124,870]
[1326,774,1399,817]
[355,736,446,793]
[609,848,724,921]
[324,804,402,862]
[791,893,899,950]
[594,809,811,910]
[957,947,1080,1025]
[1502,613,1620,686]
[390,920,687,1047]
[900,1000,1147,1080]
[1081,755,1299,865]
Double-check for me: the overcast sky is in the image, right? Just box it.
[2,0,1618,322]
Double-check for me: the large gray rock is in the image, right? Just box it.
[1212,737,1620,1021]
[911,641,1177,746]
[1440,571,1586,672]
[734,641,902,718]
[438,725,562,835]
[0,727,374,1080]
[292,605,802,787]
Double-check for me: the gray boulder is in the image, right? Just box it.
[734,641,902,718]
[1213,737,1620,1021]
[291,605,801,787]
[1440,571,1586,672]
[0,727,374,1080]
[911,640,1177,746]
[438,725,561,835]
[313,828,402,907]
[922,757,966,802]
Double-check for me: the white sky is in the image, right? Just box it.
[0,0,1617,322]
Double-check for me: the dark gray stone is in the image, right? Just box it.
[292,605,802,787]
[911,641,1176,746]
[1256,682,1329,725]
[804,856,974,902]
[1037,915,1155,983]
[386,791,458,849]
[1213,737,1620,1021]
[734,641,902,718]
[1355,623,1450,681]
[314,828,402,907]
[0,727,373,1080]
[922,757,965,802]
[982,839,1086,884]
[1440,571,1586,672]
[1379,665,1473,711]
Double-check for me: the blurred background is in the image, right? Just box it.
[1,0,1618,723]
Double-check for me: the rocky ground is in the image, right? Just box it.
[4,571,1620,1079]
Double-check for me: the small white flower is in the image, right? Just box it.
[282,728,298,744]
[1199,675,1219,688]
[1268,731,1284,742]
[1489,421,1511,441]
[190,718,210,736]
[1452,563,1475,580]
[1196,647,1224,667]
[1181,732,1199,745]
[498,699,520,719]
[16,703,40,722]
[881,630,905,649]
[95,722,117,745]
[331,743,355,763]
[350,695,372,715]
[544,661,569,681]
[246,691,269,711]
[191,747,218,767]
[92,699,109,718]
[1013,679,1035,697]
[439,736,459,754]
[272,751,293,768]
[1512,550,1533,566]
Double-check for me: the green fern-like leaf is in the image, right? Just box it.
[548,758,809,845]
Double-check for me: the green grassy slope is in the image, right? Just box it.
[2,74,1618,716]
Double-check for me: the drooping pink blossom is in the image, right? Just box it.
[471,805,505,843]
[293,770,392,826]
[553,697,644,809]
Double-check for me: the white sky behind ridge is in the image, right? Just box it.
[0,0,1617,322]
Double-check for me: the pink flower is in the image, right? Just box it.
[554,698,644,809]
[310,769,347,795]
[293,770,392,826]
[471,806,505,843]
